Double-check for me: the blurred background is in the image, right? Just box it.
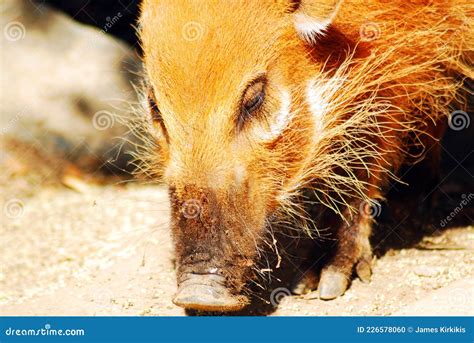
[0,0,472,316]
[1,0,142,180]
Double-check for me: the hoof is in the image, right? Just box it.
[356,259,372,283]
[291,271,318,295]
[318,269,349,300]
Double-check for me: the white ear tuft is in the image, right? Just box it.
[294,13,331,43]
[292,0,342,44]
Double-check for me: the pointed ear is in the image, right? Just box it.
[290,0,342,43]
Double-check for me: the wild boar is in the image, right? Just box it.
[138,0,473,311]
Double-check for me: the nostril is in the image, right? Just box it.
[179,272,226,286]
[178,269,226,286]
[173,273,248,312]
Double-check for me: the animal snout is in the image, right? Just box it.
[173,271,248,312]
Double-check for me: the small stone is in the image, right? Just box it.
[414,266,442,277]
[139,308,151,316]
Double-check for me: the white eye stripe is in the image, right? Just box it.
[270,89,292,136]
[306,79,327,136]
[306,75,347,143]
[253,89,292,141]
[234,164,246,186]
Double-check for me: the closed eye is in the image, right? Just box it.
[147,88,169,141]
[238,75,266,129]
[147,90,162,122]
[243,90,264,114]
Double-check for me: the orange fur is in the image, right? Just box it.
[137,0,473,309]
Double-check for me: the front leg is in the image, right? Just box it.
[318,203,374,299]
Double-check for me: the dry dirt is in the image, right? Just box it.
[1,172,473,316]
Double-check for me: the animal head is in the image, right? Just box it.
[139,0,343,311]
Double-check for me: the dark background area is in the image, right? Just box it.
[41,0,141,46]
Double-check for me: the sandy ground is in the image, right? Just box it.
[1,177,473,316]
